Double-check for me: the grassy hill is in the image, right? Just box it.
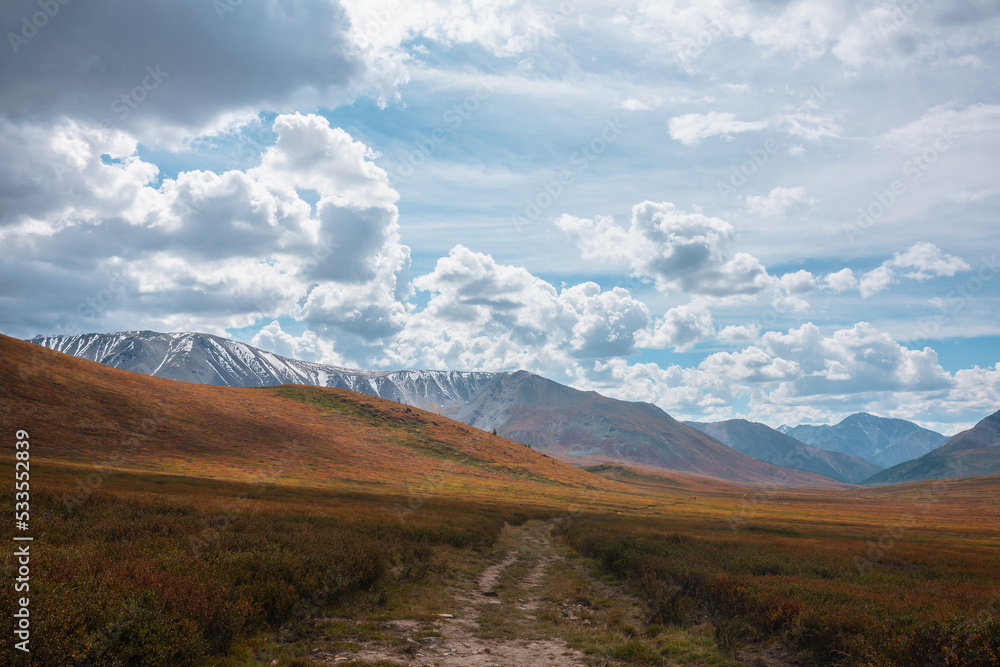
[2,333,622,503]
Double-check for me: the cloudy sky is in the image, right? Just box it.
[2,0,998,432]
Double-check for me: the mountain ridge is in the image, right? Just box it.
[453,371,852,488]
[863,410,1000,485]
[780,412,947,467]
[31,330,501,414]
[30,332,851,488]
[686,418,883,484]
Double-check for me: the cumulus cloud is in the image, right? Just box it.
[251,321,346,366]
[557,201,772,298]
[824,268,857,292]
[860,242,970,297]
[587,321,968,425]
[382,245,653,373]
[890,241,971,280]
[636,304,714,352]
[717,324,760,344]
[0,113,410,355]
[859,265,898,299]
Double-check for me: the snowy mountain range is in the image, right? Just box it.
[31,331,501,414]
[32,330,971,484]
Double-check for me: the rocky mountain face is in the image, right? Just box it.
[863,410,1000,485]
[31,331,501,414]
[453,371,850,488]
[779,412,947,468]
[686,419,883,484]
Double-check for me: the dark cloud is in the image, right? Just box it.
[1,0,362,139]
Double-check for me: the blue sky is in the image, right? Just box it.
[1,0,998,432]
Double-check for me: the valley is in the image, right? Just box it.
[3,334,1000,665]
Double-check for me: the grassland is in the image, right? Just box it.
[3,334,1000,665]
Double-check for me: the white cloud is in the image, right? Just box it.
[717,323,760,344]
[383,245,652,373]
[771,270,819,313]
[251,321,346,366]
[636,304,714,352]
[860,243,969,297]
[746,186,814,218]
[620,97,653,111]
[340,0,556,57]
[859,265,898,299]
[588,321,964,425]
[0,114,411,355]
[557,201,772,298]
[668,110,840,146]
[877,103,1000,153]
[668,112,770,146]
[824,268,857,292]
[889,241,971,280]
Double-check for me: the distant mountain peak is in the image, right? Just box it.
[689,418,882,484]
[31,330,502,413]
[782,413,947,468]
[864,408,1000,485]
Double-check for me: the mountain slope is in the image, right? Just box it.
[863,410,1000,485]
[31,331,500,413]
[454,371,851,488]
[780,412,946,467]
[687,419,883,484]
[2,333,610,497]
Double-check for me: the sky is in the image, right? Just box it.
[1,0,998,433]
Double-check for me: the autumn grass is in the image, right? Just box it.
[562,511,1000,666]
[0,463,550,666]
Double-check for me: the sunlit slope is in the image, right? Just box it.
[0,334,619,499]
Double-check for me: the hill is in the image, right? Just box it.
[30,330,500,413]
[453,371,851,488]
[32,330,849,488]
[687,418,883,483]
[1,333,610,499]
[863,409,1000,485]
[779,412,947,467]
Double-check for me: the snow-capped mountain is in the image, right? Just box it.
[31,331,502,414]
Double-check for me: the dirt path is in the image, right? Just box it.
[286,520,746,667]
[328,520,590,666]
